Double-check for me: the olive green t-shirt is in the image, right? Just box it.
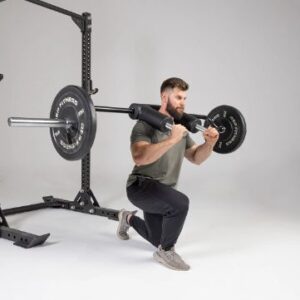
[127,120,196,188]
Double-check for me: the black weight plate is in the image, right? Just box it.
[50,85,97,160]
[204,105,246,154]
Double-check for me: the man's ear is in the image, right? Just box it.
[161,92,168,109]
[162,91,169,103]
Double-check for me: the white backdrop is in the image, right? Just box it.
[0,1,300,299]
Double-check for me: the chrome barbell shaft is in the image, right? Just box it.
[164,122,207,132]
[8,117,73,128]
[195,124,207,132]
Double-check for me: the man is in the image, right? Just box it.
[117,77,219,271]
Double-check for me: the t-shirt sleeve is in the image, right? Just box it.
[185,133,196,149]
[130,121,153,144]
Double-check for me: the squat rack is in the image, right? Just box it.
[0,0,122,248]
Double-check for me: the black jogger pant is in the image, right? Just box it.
[126,176,189,250]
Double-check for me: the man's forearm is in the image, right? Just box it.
[193,142,215,165]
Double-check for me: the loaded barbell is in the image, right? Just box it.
[8,85,247,160]
[110,103,247,154]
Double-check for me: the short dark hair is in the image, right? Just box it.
[160,77,189,94]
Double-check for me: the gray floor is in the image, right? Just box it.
[1,174,299,300]
[1,0,300,299]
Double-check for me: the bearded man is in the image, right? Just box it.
[117,77,219,271]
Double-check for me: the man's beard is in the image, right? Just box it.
[166,99,184,122]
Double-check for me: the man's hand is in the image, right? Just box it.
[169,124,188,144]
[203,126,219,146]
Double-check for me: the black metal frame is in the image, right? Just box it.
[1,0,119,249]
[0,203,50,248]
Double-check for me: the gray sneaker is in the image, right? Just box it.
[153,245,190,271]
[117,209,137,240]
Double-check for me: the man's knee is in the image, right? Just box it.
[180,194,189,213]
[171,193,189,215]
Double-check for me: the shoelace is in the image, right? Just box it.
[168,248,186,264]
[159,246,188,266]
[162,248,177,260]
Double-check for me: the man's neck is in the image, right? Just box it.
[159,106,172,119]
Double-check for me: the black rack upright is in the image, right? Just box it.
[0,0,120,249]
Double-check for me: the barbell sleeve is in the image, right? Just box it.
[195,124,208,132]
[164,123,173,131]
[7,117,73,128]
[164,122,207,132]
